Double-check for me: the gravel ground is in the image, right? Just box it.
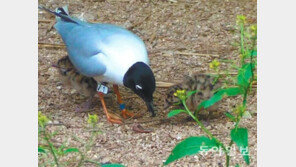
[38,0,257,166]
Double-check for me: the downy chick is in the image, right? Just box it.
[53,56,98,112]
[164,73,222,119]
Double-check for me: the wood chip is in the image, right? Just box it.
[132,123,153,133]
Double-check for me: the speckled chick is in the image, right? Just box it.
[53,56,98,111]
[54,56,98,97]
[164,73,222,119]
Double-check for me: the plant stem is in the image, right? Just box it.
[235,22,256,130]
[182,101,230,167]
[77,151,85,167]
[84,159,101,166]
[183,101,211,138]
[42,127,59,167]
[240,23,245,64]
[226,140,234,166]
[85,127,98,152]
[77,125,100,167]
[226,154,230,167]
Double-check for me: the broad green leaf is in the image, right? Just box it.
[237,63,253,88]
[186,90,197,98]
[223,87,244,96]
[168,109,186,118]
[198,87,243,109]
[245,49,257,59]
[38,147,46,154]
[235,164,240,167]
[225,112,236,122]
[164,136,218,165]
[64,148,80,154]
[101,164,125,167]
[250,50,257,57]
[231,128,250,165]
[203,91,223,108]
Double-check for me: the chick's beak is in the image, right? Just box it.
[145,101,155,117]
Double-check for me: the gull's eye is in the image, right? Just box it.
[135,85,142,90]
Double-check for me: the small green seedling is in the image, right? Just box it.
[38,112,125,167]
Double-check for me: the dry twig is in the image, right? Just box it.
[160,51,220,58]
[38,43,66,49]
[38,19,52,23]
[47,20,56,33]
[156,80,257,88]
[132,123,153,133]
[127,14,151,30]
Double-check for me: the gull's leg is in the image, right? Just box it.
[98,92,122,124]
[113,84,135,119]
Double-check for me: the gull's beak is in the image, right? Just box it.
[146,101,155,117]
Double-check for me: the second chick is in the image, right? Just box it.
[53,56,98,112]
[164,73,222,119]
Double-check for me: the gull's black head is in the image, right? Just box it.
[123,62,156,116]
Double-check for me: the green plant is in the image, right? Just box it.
[164,15,256,166]
[38,112,124,167]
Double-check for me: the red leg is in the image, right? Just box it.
[113,84,135,119]
[98,92,122,124]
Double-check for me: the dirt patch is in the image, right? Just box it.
[38,0,257,166]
